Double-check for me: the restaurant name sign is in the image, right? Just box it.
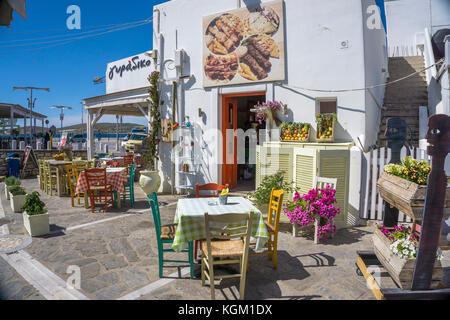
[106,52,155,94]
[203,0,285,88]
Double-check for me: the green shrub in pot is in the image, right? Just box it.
[4,177,21,200]
[22,192,49,236]
[9,185,27,213]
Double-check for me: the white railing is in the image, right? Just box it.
[361,146,431,222]
[424,27,438,84]
[389,45,423,58]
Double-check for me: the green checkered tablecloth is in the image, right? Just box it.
[172,197,269,252]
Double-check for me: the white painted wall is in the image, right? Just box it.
[154,0,387,199]
[385,0,450,57]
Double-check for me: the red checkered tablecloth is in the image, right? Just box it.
[75,168,127,195]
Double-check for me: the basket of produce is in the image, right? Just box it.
[316,113,336,143]
[280,123,311,142]
[53,153,65,161]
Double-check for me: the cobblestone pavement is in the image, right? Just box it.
[1,179,449,300]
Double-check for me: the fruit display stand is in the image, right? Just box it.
[280,123,311,142]
[316,113,336,143]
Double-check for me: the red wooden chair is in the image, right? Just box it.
[194,183,230,259]
[195,183,229,198]
[106,161,120,167]
[123,154,134,176]
[85,168,115,213]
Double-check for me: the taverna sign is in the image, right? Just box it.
[106,51,155,94]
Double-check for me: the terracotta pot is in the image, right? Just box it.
[139,170,161,195]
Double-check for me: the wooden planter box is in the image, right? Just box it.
[372,227,443,290]
[281,125,311,143]
[377,172,450,221]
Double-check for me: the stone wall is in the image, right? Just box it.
[0,150,88,177]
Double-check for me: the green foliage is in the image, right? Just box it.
[248,170,296,206]
[384,156,431,185]
[22,192,47,216]
[5,177,21,187]
[9,185,26,196]
[145,71,161,171]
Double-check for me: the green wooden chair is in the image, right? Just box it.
[122,163,136,207]
[146,192,194,279]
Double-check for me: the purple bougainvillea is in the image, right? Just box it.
[283,186,341,239]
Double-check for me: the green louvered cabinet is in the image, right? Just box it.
[256,142,352,227]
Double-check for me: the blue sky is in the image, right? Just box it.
[1,0,386,129]
[1,0,167,128]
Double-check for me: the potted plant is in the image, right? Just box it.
[253,101,285,127]
[283,186,341,240]
[316,113,337,143]
[4,176,21,200]
[248,170,295,220]
[377,156,450,221]
[281,122,311,142]
[9,185,27,213]
[372,224,443,289]
[139,71,162,195]
[22,192,49,237]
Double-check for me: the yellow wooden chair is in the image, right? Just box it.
[65,164,81,207]
[38,159,45,190]
[201,212,254,300]
[250,188,284,269]
[43,161,58,195]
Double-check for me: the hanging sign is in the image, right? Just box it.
[203,0,286,88]
[106,52,156,94]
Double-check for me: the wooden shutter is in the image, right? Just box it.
[318,150,350,225]
[293,148,318,200]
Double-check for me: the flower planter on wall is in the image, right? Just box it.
[139,170,161,195]
[377,172,450,221]
[23,212,50,237]
[371,227,443,290]
[10,193,26,213]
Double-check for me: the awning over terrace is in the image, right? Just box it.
[83,86,151,159]
[0,103,47,136]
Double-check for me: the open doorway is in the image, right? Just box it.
[222,92,266,191]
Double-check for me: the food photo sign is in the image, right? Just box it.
[203,0,285,88]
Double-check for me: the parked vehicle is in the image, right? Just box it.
[124,133,148,152]
[69,134,86,143]
[131,127,147,134]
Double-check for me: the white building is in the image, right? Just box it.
[84,0,388,227]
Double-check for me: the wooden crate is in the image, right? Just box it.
[316,117,335,143]
[281,125,311,143]
[377,172,450,221]
[372,227,443,290]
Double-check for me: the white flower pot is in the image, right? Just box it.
[4,185,10,200]
[10,193,27,213]
[139,170,161,195]
[23,211,50,237]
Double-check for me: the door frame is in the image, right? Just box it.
[221,91,266,188]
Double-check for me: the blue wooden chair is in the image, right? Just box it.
[146,192,194,278]
[122,163,136,207]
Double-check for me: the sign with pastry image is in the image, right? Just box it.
[203,0,285,88]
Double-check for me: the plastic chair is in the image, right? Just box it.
[250,188,284,268]
[195,183,229,198]
[122,163,136,207]
[65,164,81,207]
[201,212,254,300]
[85,168,115,213]
[146,192,194,279]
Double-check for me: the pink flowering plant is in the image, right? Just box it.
[254,100,284,125]
[283,186,341,239]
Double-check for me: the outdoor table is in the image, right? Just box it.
[45,160,73,197]
[172,196,269,252]
[75,167,128,209]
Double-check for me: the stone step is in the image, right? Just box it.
[389,56,425,64]
[384,99,428,105]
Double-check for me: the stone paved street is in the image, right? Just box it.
[1,178,449,300]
